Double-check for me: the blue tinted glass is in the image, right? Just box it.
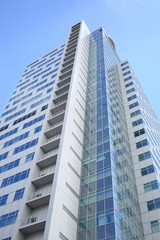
[105,197,113,210]
[106,222,115,237]
[97,179,104,190]
[97,200,104,212]
[13,188,25,201]
[97,226,105,240]
[155,198,160,209]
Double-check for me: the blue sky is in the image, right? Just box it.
[0,0,160,120]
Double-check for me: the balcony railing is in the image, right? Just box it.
[54,99,67,107]
[47,120,63,131]
[29,188,51,201]
[39,148,59,161]
[44,133,61,144]
[52,109,65,118]
[20,211,47,234]
[57,82,70,91]
[56,90,69,98]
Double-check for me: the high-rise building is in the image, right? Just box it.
[0,20,160,240]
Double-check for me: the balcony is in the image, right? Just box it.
[19,211,47,234]
[65,48,76,57]
[57,76,71,88]
[59,70,72,80]
[44,121,63,138]
[67,40,78,49]
[50,99,67,114]
[53,92,68,104]
[62,58,74,68]
[71,22,80,31]
[63,53,75,62]
[66,44,77,53]
[61,64,73,74]
[69,30,79,39]
[55,84,69,95]
[26,189,51,209]
[37,148,58,168]
[32,167,54,187]
[48,110,65,125]
[41,133,61,152]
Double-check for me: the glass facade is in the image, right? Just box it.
[78,28,143,240]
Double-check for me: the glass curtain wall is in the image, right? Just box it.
[78,28,144,240]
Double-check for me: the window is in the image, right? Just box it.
[139,151,151,162]
[22,68,35,77]
[9,91,24,102]
[13,188,25,201]
[30,95,51,109]
[0,124,9,132]
[58,52,63,57]
[5,109,26,122]
[41,68,58,79]
[151,219,160,233]
[128,94,137,102]
[141,165,154,176]
[49,49,64,58]
[123,70,131,76]
[126,87,135,94]
[30,58,47,68]
[0,128,18,141]
[13,138,39,155]
[51,74,57,79]
[42,48,58,58]
[130,109,141,118]
[121,61,128,66]
[122,66,129,71]
[55,62,60,67]
[3,132,29,148]
[20,79,38,91]
[13,92,32,105]
[27,59,39,67]
[147,198,160,211]
[21,93,42,107]
[33,67,51,79]
[25,152,35,162]
[125,81,133,88]
[0,211,18,228]
[134,128,145,137]
[0,194,8,206]
[23,114,45,129]
[37,80,55,92]
[28,79,47,91]
[25,68,43,79]
[38,57,55,68]
[0,159,20,174]
[0,152,9,161]
[132,118,143,127]
[1,170,30,188]
[1,107,17,117]
[136,139,148,149]
[47,87,53,93]
[124,76,132,82]
[144,180,159,192]
[41,105,48,111]
[16,79,30,88]
[46,57,62,68]
[129,101,139,109]
[34,125,42,134]
[13,110,36,125]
